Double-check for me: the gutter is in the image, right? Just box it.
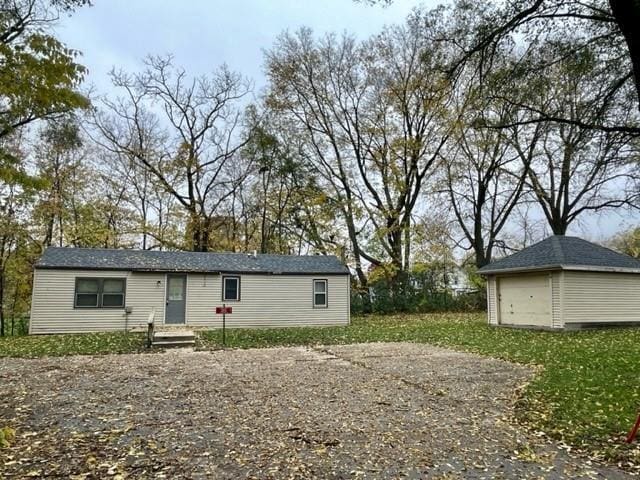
[479,264,640,276]
[33,265,350,276]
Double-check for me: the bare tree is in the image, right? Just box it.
[442,60,540,267]
[91,56,253,251]
[444,0,640,134]
[511,42,640,234]
[266,30,371,284]
[33,118,83,247]
[265,14,451,285]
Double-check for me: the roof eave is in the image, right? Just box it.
[560,264,640,274]
[479,264,640,275]
[478,264,562,275]
[34,265,350,275]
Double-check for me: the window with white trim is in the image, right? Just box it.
[223,276,240,301]
[75,277,126,308]
[313,279,327,308]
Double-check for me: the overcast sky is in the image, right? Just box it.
[54,0,639,241]
[56,0,423,94]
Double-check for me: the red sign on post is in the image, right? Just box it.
[216,305,231,347]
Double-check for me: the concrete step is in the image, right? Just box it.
[152,339,196,348]
[154,330,194,339]
[152,329,195,348]
[153,335,196,342]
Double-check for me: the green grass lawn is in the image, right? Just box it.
[1,313,639,464]
[0,331,147,358]
[198,313,640,465]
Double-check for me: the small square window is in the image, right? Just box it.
[168,277,184,301]
[223,276,240,301]
[313,280,327,308]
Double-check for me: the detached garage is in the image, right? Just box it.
[478,236,640,330]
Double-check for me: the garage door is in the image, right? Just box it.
[498,275,551,326]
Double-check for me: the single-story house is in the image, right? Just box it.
[478,235,640,330]
[30,247,351,334]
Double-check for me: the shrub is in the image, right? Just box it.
[351,281,485,315]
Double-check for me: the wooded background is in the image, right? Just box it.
[1,0,639,334]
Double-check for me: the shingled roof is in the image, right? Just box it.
[36,247,350,275]
[478,236,640,275]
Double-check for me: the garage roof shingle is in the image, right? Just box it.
[478,236,640,275]
[36,247,350,275]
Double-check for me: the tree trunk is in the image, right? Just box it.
[141,200,148,250]
[474,242,489,269]
[609,0,640,112]
[472,224,488,269]
[43,214,54,248]
[260,206,268,254]
[550,220,568,235]
[9,285,19,336]
[260,171,270,254]
[403,217,411,273]
[190,214,211,252]
[0,264,4,337]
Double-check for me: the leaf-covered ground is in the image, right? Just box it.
[197,313,640,467]
[0,344,632,478]
[0,331,147,358]
[3,313,640,469]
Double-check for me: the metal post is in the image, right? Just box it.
[222,303,226,347]
[627,412,640,443]
[147,321,154,349]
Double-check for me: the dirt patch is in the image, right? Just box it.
[0,343,631,479]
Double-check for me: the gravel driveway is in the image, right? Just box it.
[0,343,632,479]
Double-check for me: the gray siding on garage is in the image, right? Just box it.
[30,269,166,334]
[563,271,640,325]
[30,269,350,334]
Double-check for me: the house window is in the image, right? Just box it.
[75,277,126,308]
[102,279,126,307]
[75,278,99,307]
[223,276,240,301]
[313,279,327,308]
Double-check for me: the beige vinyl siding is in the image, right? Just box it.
[31,269,350,333]
[185,273,220,327]
[563,271,640,324]
[30,269,165,334]
[487,276,498,325]
[186,273,350,328]
[551,271,563,329]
